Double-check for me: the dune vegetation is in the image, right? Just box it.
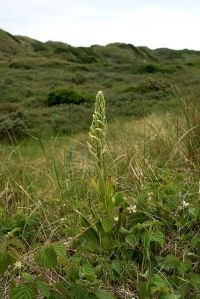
[0,29,200,298]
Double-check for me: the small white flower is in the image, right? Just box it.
[182,200,189,208]
[127,204,137,214]
[14,261,22,270]
[147,192,153,201]
[114,216,119,222]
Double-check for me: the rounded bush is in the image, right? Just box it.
[47,88,89,106]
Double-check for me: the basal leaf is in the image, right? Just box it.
[70,283,90,299]
[114,193,125,207]
[9,284,36,299]
[35,246,57,268]
[112,260,123,277]
[125,234,138,248]
[162,254,179,270]
[0,251,15,274]
[79,264,96,281]
[151,274,168,289]
[52,242,67,260]
[35,277,50,298]
[102,217,114,233]
[150,230,165,246]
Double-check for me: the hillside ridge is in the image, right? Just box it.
[1,28,200,63]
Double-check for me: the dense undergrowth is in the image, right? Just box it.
[0,91,199,298]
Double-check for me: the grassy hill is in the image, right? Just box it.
[0,27,200,138]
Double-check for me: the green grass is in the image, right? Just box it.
[0,91,199,298]
[0,28,200,298]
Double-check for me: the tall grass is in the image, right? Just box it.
[0,91,199,298]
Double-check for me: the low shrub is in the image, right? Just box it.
[9,57,48,69]
[139,63,175,74]
[123,78,170,94]
[0,109,33,139]
[0,102,20,113]
[31,40,47,52]
[9,60,33,70]
[146,78,170,92]
[47,88,90,106]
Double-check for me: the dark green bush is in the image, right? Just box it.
[31,40,47,52]
[70,47,98,63]
[143,63,158,73]
[139,63,175,74]
[47,88,90,106]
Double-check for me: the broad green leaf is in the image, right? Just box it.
[35,277,50,298]
[135,220,156,230]
[150,230,165,246]
[79,264,96,281]
[177,260,192,274]
[112,260,123,277]
[151,274,168,289]
[95,288,115,299]
[0,252,15,274]
[114,193,125,207]
[190,274,200,293]
[84,230,100,250]
[21,272,34,283]
[101,233,115,250]
[188,207,198,217]
[35,246,57,268]
[52,242,67,260]
[191,236,200,251]
[9,284,36,299]
[75,211,100,250]
[162,254,179,270]
[125,234,138,248]
[102,217,114,233]
[119,226,131,234]
[53,282,72,298]
[70,283,90,299]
